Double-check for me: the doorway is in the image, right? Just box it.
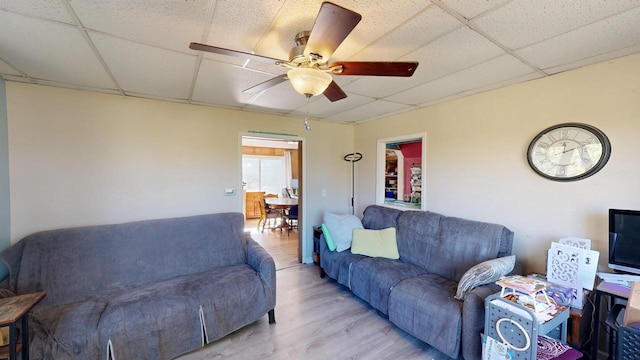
[377,133,426,210]
[240,134,304,268]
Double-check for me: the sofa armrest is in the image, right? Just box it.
[461,283,501,360]
[246,237,276,309]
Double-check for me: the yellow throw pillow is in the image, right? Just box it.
[350,227,399,259]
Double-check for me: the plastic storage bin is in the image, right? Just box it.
[618,325,640,360]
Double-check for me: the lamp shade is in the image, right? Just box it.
[287,68,332,96]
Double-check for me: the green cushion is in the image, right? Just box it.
[350,227,399,259]
[321,223,336,251]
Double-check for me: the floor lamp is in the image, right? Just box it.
[343,152,363,215]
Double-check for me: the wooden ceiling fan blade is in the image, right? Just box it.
[323,81,347,102]
[331,61,419,77]
[242,74,288,94]
[189,42,284,64]
[304,2,362,63]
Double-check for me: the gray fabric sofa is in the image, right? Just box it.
[0,213,276,360]
[320,205,514,360]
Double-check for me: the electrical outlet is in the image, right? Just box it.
[321,189,327,197]
[225,188,236,196]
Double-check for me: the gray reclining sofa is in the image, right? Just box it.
[320,205,514,360]
[1,212,276,360]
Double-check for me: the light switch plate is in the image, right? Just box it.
[225,188,236,196]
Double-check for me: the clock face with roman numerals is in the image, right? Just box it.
[527,123,611,181]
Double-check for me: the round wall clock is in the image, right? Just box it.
[527,123,611,182]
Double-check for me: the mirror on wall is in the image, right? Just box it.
[377,133,426,210]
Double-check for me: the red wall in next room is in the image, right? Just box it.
[399,142,422,196]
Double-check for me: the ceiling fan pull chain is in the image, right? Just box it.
[303,94,312,132]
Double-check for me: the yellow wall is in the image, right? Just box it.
[6,83,356,262]
[355,53,640,273]
[6,52,640,272]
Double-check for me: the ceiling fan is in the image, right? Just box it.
[189,1,419,102]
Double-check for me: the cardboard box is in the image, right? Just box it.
[623,281,640,326]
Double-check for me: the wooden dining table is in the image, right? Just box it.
[264,197,298,210]
[264,198,298,230]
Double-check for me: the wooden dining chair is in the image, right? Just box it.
[256,194,279,232]
[283,205,298,235]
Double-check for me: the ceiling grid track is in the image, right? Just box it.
[60,0,126,96]
[187,0,219,103]
[430,0,549,78]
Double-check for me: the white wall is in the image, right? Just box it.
[355,53,640,274]
[0,79,9,279]
[6,82,355,262]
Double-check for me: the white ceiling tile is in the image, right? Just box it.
[473,0,640,50]
[328,1,433,62]
[343,76,422,100]
[346,26,506,98]
[0,0,73,23]
[36,79,123,95]
[439,0,511,20]
[1,74,35,84]
[403,26,506,81]
[71,0,208,53]
[543,44,640,75]
[90,32,196,100]
[290,93,375,118]
[515,7,640,70]
[0,58,21,76]
[243,60,287,76]
[418,72,542,108]
[192,59,281,107]
[206,0,285,56]
[324,100,415,124]
[252,0,328,60]
[347,5,462,61]
[2,0,640,123]
[0,12,114,89]
[244,82,310,113]
[387,54,536,105]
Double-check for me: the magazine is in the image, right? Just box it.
[496,275,550,294]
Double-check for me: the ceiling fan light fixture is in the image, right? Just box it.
[287,68,332,97]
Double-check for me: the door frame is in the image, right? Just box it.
[238,132,306,263]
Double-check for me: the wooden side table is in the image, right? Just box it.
[567,299,593,351]
[0,292,46,360]
[312,226,323,276]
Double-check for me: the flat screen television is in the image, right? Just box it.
[609,209,640,275]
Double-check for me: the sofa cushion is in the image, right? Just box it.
[28,299,107,359]
[396,210,442,270]
[320,244,367,288]
[455,255,516,300]
[350,228,399,259]
[388,274,462,358]
[361,205,402,230]
[323,212,364,252]
[9,213,248,305]
[98,264,270,360]
[427,216,508,282]
[350,258,427,315]
[192,265,275,342]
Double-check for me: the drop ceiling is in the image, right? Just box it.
[1,0,639,124]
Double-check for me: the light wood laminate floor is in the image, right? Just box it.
[177,264,451,360]
[245,218,299,270]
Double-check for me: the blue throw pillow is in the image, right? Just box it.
[323,212,364,252]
